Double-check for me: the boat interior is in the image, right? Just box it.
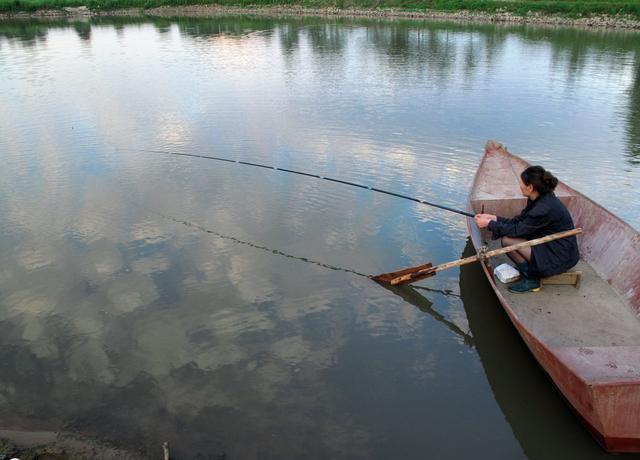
[470,144,640,349]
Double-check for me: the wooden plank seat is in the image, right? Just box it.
[542,271,582,287]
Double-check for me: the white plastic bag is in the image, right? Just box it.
[494,263,521,284]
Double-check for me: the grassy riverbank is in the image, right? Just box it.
[1,0,639,19]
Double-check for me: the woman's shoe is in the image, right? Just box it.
[508,276,541,293]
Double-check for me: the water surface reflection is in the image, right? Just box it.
[1,15,639,459]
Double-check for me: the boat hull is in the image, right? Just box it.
[467,141,640,452]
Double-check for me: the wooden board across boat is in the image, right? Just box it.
[469,141,640,452]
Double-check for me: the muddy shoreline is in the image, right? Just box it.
[1,4,640,30]
[0,429,149,460]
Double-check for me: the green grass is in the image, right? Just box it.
[1,0,639,19]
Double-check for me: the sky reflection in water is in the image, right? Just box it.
[0,16,639,459]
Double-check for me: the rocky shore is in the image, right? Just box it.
[1,4,640,30]
[0,430,147,460]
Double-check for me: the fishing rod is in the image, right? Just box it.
[119,148,475,218]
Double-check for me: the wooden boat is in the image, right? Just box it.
[467,140,640,452]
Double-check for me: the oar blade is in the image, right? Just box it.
[371,263,434,285]
[393,268,437,285]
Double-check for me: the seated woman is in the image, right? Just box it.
[474,165,580,293]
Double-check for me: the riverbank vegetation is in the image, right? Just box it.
[1,0,639,19]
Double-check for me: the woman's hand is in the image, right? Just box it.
[474,214,497,228]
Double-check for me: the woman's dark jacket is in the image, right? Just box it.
[487,192,580,277]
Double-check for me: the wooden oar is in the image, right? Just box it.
[372,228,582,286]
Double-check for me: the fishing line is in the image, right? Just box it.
[118,148,474,218]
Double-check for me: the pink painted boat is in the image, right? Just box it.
[467,140,640,452]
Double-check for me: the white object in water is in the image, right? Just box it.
[494,263,521,284]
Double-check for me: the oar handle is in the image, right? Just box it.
[389,228,582,285]
[472,228,582,263]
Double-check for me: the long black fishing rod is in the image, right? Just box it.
[120,148,475,218]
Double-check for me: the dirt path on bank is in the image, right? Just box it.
[1,4,640,30]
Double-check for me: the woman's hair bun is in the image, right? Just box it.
[521,165,558,194]
[542,170,558,191]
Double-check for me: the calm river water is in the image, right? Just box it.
[0,15,639,460]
